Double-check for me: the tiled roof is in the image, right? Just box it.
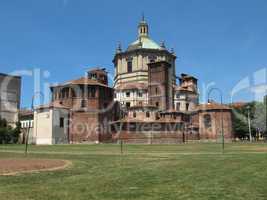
[51,77,109,88]
[19,109,33,116]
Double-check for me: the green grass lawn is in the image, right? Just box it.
[0,143,267,200]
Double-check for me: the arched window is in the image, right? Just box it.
[203,114,212,128]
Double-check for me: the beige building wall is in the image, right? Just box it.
[33,107,69,145]
[115,53,175,87]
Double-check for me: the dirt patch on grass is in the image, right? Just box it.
[0,159,71,176]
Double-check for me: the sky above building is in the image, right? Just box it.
[0,0,267,108]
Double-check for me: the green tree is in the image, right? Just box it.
[0,117,21,144]
[231,102,256,140]
[252,101,267,139]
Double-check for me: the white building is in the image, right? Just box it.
[33,104,69,145]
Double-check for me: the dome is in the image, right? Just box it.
[127,37,163,51]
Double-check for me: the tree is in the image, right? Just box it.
[252,101,267,139]
[0,117,21,144]
[231,101,267,140]
[231,102,256,140]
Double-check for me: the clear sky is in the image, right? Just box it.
[0,0,267,108]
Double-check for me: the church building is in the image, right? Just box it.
[29,16,233,144]
[111,16,233,143]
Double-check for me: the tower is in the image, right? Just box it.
[148,61,173,110]
[113,16,176,108]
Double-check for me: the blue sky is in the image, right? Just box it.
[0,0,267,108]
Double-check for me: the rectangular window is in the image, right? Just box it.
[126,92,130,97]
[81,99,86,108]
[186,103,189,111]
[176,103,180,111]
[127,61,132,73]
[91,87,96,98]
[138,92,143,97]
[126,102,131,109]
[60,117,64,128]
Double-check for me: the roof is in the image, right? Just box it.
[35,103,70,110]
[19,109,33,116]
[179,73,198,81]
[127,37,163,51]
[115,82,148,90]
[0,73,21,79]
[51,77,110,88]
[110,118,184,124]
[197,103,232,111]
[87,67,107,74]
[174,85,196,92]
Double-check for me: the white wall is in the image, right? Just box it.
[34,108,53,145]
[33,107,69,145]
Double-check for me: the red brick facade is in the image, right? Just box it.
[50,68,119,143]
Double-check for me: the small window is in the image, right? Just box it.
[81,99,86,108]
[138,92,143,97]
[155,87,158,94]
[91,88,96,98]
[60,117,64,128]
[146,111,150,118]
[90,73,97,79]
[127,61,132,73]
[186,103,189,111]
[204,114,212,129]
[133,112,136,118]
[155,102,159,107]
[126,102,131,108]
[176,103,180,111]
[148,55,156,63]
[126,92,130,97]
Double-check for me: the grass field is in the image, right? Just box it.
[0,143,267,200]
